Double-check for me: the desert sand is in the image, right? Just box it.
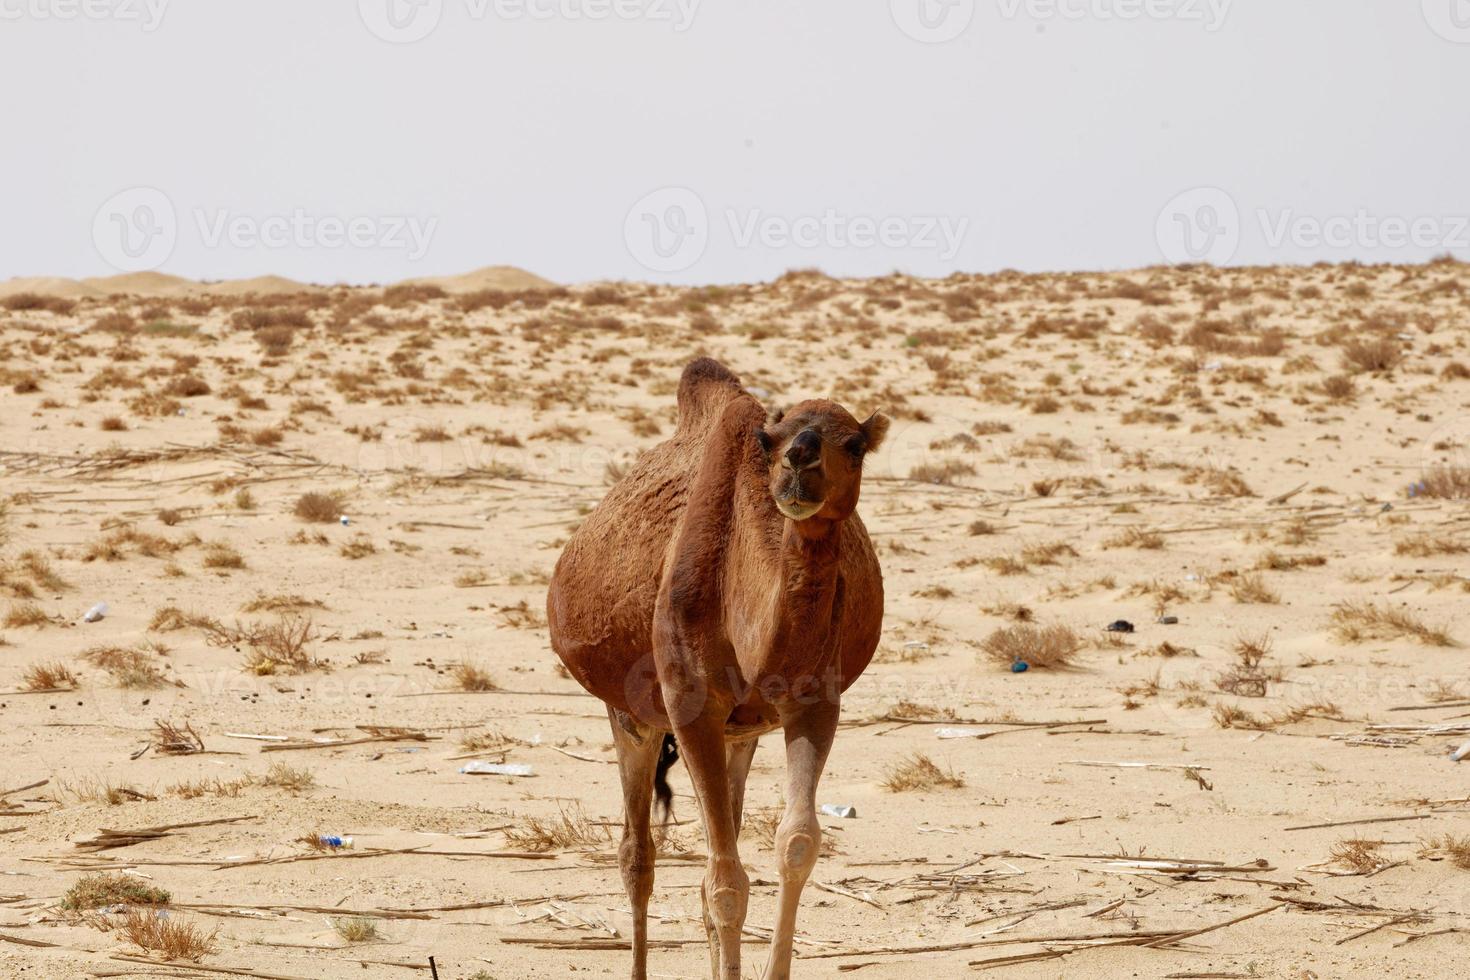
[1,261,1468,979]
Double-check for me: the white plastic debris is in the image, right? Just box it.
[339,515,350,526]
[460,761,534,777]
[818,804,857,819]
[82,602,108,623]
[1451,739,1470,762]
[937,727,985,739]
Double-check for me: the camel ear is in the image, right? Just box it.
[860,412,890,454]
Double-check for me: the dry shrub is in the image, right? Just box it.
[1229,572,1279,604]
[1103,527,1166,550]
[2,292,76,314]
[504,803,612,852]
[453,662,498,691]
[4,602,49,628]
[882,753,965,792]
[1394,534,1467,557]
[980,623,1082,669]
[1320,374,1357,400]
[1416,465,1470,500]
[1340,337,1401,373]
[23,662,77,691]
[62,873,170,911]
[1330,602,1454,647]
[339,535,377,559]
[241,593,326,613]
[293,491,344,523]
[909,459,976,484]
[1212,703,1273,730]
[1418,834,1470,870]
[202,542,245,570]
[119,909,217,961]
[241,614,322,674]
[257,761,316,792]
[81,644,167,688]
[332,917,381,943]
[1328,838,1390,875]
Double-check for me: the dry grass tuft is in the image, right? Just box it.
[4,601,49,628]
[1416,465,1470,500]
[1394,534,1467,557]
[332,917,381,943]
[1229,572,1280,604]
[1328,838,1391,875]
[1330,602,1455,647]
[882,753,965,792]
[119,908,217,961]
[980,623,1082,670]
[504,803,613,852]
[257,761,316,793]
[1418,834,1470,870]
[452,661,498,691]
[241,614,323,674]
[22,661,77,691]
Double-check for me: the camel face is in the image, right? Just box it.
[759,399,889,523]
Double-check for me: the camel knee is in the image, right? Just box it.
[619,832,654,903]
[703,856,749,929]
[776,814,820,882]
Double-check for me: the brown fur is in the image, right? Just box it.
[547,357,887,978]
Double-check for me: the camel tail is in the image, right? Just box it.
[653,733,679,822]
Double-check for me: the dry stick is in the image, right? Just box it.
[109,957,315,980]
[259,733,436,752]
[172,902,434,921]
[1334,912,1424,946]
[0,931,60,948]
[1284,814,1431,832]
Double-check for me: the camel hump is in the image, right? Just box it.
[676,357,747,428]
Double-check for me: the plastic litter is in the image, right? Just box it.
[339,515,351,526]
[1157,615,1179,625]
[937,727,984,739]
[318,835,354,849]
[1451,739,1470,763]
[1011,661,1029,673]
[1106,620,1134,633]
[460,761,534,777]
[819,804,857,819]
[82,602,108,623]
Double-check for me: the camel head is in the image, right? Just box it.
[757,400,889,523]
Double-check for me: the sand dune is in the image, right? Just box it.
[0,265,552,301]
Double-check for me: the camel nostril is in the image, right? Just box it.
[785,429,821,469]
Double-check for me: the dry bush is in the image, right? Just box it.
[1418,834,1470,870]
[80,644,166,688]
[1340,337,1401,373]
[339,535,377,559]
[453,662,498,692]
[1394,534,1467,557]
[1416,465,1470,500]
[1212,702,1273,731]
[1320,374,1357,400]
[241,614,322,674]
[1330,602,1454,647]
[257,761,315,792]
[23,662,77,691]
[1229,572,1279,604]
[100,415,128,431]
[2,292,76,314]
[4,601,49,628]
[293,491,345,523]
[119,909,217,961]
[504,803,613,852]
[980,623,1082,669]
[1103,527,1166,550]
[332,917,381,943]
[909,459,976,485]
[62,873,170,910]
[882,753,965,792]
[202,542,245,570]
[1328,838,1390,875]
[241,593,326,613]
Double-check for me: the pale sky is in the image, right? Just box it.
[2,1,1467,285]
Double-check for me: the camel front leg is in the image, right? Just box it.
[608,708,662,980]
[765,695,839,980]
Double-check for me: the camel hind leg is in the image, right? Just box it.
[608,707,662,980]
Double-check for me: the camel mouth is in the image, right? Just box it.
[775,497,823,521]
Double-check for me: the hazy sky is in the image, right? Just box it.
[2,1,1467,285]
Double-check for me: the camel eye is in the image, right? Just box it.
[843,433,867,458]
[756,430,774,455]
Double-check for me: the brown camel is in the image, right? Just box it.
[547,357,888,979]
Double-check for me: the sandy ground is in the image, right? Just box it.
[0,262,1468,979]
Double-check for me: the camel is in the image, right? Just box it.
[547,357,888,979]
